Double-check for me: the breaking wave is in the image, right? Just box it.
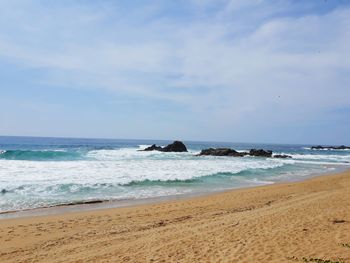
[0,149,83,161]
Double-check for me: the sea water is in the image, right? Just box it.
[0,136,349,213]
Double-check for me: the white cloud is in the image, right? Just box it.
[0,0,349,142]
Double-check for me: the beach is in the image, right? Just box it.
[1,170,349,262]
[1,0,350,262]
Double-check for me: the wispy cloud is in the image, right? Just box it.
[0,0,349,143]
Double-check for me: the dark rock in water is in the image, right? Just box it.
[311,145,350,150]
[198,148,247,157]
[198,148,276,158]
[198,147,290,158]
[1,189,7,194]
[143,144,163,151]
[249,149,273,158]
[141,141,187,152]
[161,141,187,152]
[337,145,350,150]
[274,154,292,159]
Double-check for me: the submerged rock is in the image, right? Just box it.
[311,145,323,150]
[249,149,273,158]
[141,141,188,152]
[273,154,292,159]
[198,148,247,157]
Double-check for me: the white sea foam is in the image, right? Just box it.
[245,178,275,185]
[304,147,350,151]
[282,153,350,163]
[0,153,284,186]
[1,146,349,212]
[138,144,151,150]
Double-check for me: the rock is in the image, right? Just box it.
[273,154,292,159]
[249,149,272,158]
[311,145,350,150]
[1,189,7,194]
[198,148,247,157]
[141,141,187,152]
[198,148,276,158]
[143,144,163,151]
[337,145,349,150]
[161,141,188,152]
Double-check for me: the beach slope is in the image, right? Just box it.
[1,170,350,262]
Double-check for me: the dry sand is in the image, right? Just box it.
[1,170,350,262]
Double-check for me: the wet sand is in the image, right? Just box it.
[1,170,350,262]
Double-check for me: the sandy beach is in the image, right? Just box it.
[1,170,350,263]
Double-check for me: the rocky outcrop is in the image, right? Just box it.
[198,148,247,157]
[143,142,293,159]
[161,141,188,152]
[249,149,273,158]
[273,154,292,159]
[198,148,276,158]
[142,141,188,152]
[143,144,163,151]
[311,145,350,150]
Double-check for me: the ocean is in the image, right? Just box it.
[0,136,349,213]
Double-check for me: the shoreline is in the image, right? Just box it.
[1,169,350,262]
[1,165,347,220]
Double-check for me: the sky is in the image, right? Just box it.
[0,0,349,145]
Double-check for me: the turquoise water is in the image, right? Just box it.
[0,136,349,212]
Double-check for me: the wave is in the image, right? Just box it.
[272,151,350,164]
[86,147,198,161]
[0,150,82,161]
[123,177,203,187]
[1,164,287,196]
[0,167,281,212]
[122,167,285,187]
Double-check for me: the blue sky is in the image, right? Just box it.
[0,0,349,144]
